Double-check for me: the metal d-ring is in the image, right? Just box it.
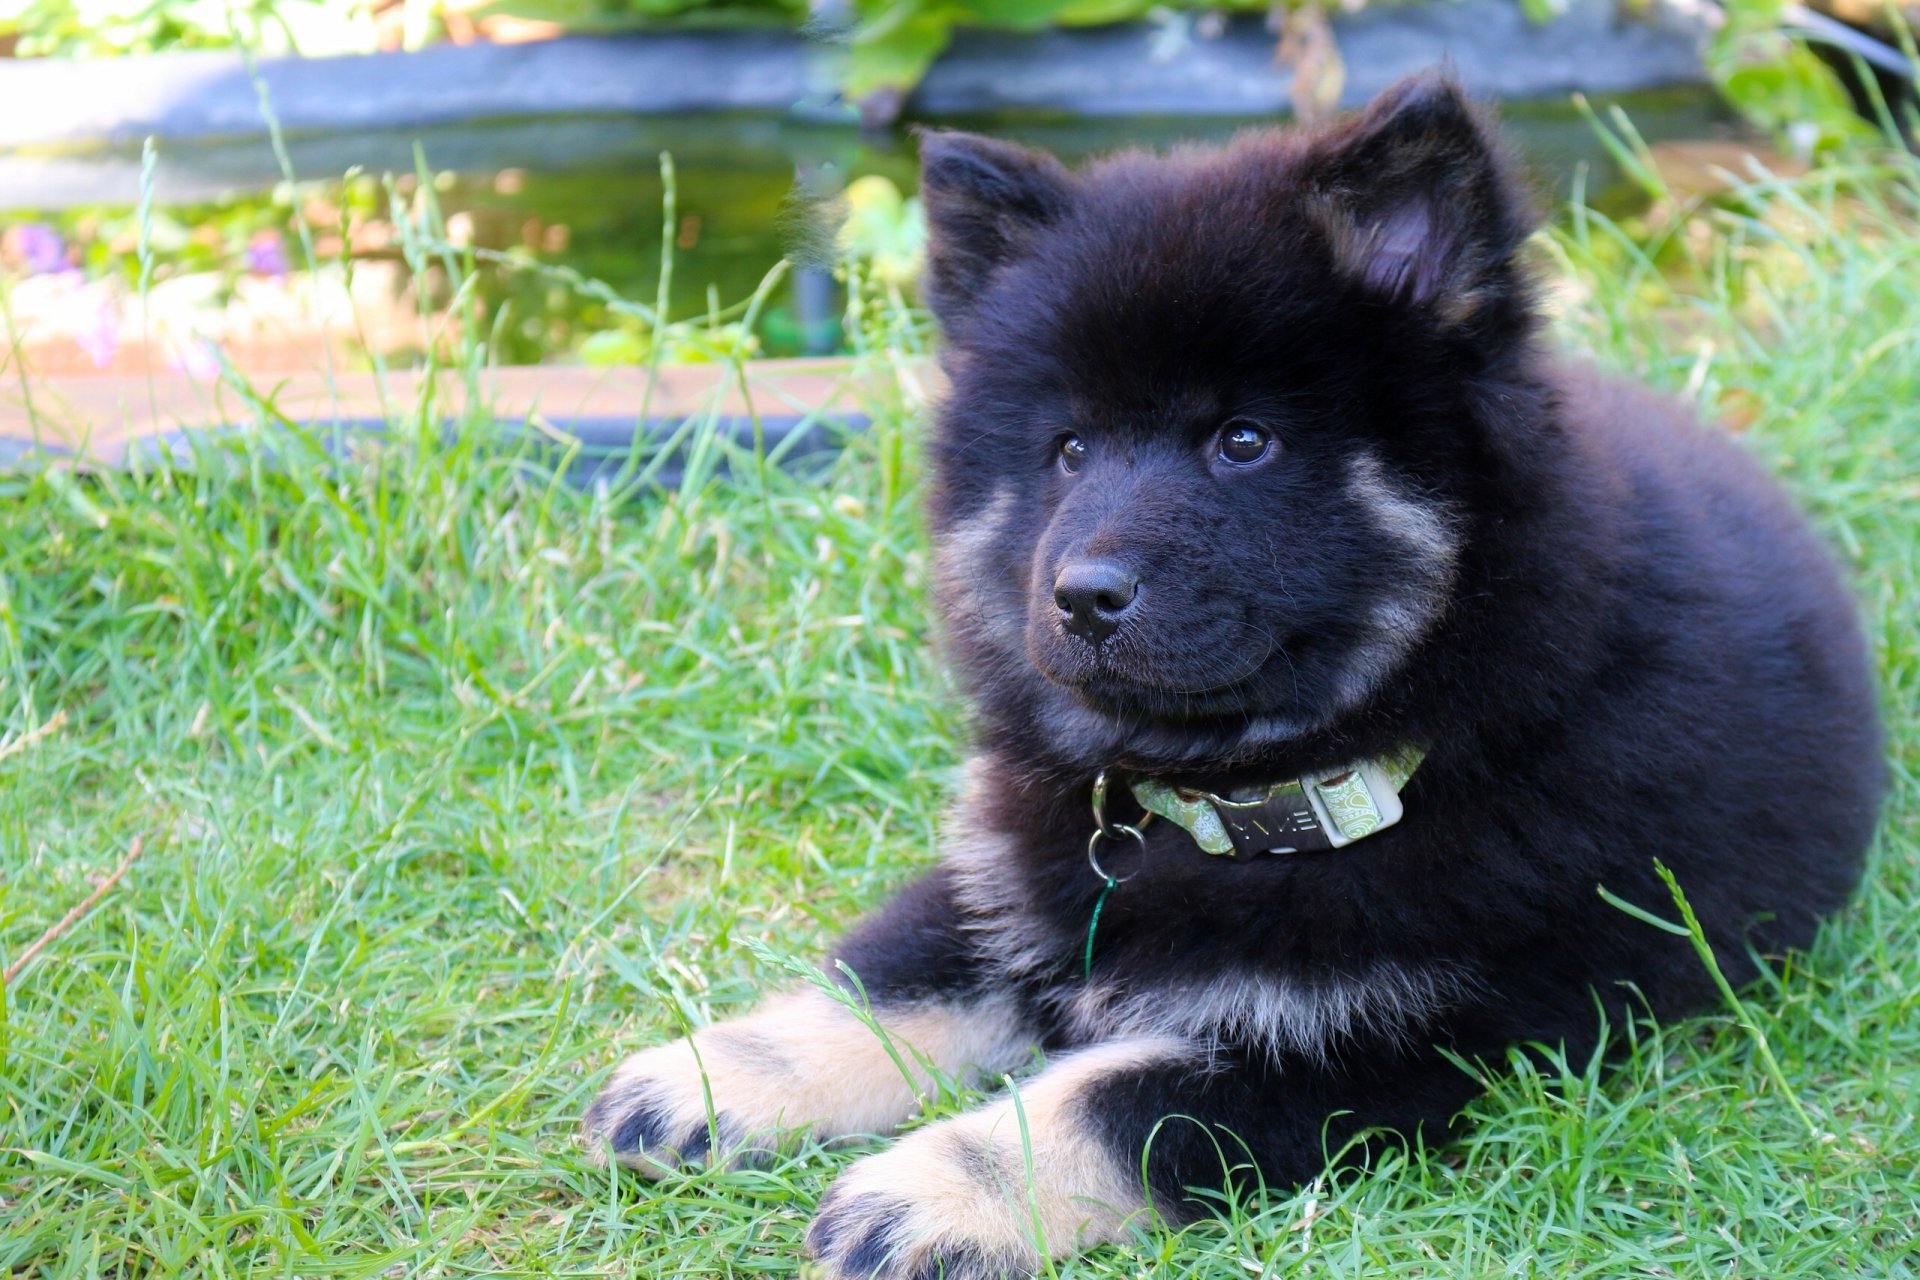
[1090,769,1115,832]
[1086,822,1146,883]
[1086,770,1148,883]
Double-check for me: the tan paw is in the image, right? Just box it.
[581,989,1032,1175]
[804,1037,1185,1278]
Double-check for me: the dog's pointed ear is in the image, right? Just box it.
[918,130,1074,336]
[1306,73,1534,324]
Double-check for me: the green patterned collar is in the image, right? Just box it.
[1130,746,1424,858]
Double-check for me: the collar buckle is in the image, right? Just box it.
[1130,751,1420,858]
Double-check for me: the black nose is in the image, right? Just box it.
[1053,559,1139,644]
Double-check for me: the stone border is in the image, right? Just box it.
[0,359,906,487]
[0,0,1708,150]
[921,1,1708,118]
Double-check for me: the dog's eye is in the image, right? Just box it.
[1058,434,1088,473]
[1218,421,1274,466]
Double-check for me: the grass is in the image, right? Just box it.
[1,130,1917,1278]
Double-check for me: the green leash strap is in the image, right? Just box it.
[1082,874,1119,982]
[1081,770,1147,982]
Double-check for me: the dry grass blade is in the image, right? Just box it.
[2,836,145,987]
[0,709,67,766]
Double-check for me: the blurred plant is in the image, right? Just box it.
[466,0,808,28]
[0,0,386,57]
[834,175,925,289]
[470,0,1345,116]
[575,319,760,363]
[1706,0,1888,156]
[243,229,292,277]
[20,0,1907,373]
[1,223,76,275]
[524,165,930,363]
[834,179,931,356]
[830,0,1279,114]
[12,0,1907,165]
[839,253,930,355]
[2,179,373,290]
[74,290,120,366]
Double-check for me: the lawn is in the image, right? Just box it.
[1,130,1916,1277]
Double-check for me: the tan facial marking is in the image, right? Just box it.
[1335,450,1460,709]
[584,987,1034,1174]
[807,1036,1196,1277]
[933,484,1024,647]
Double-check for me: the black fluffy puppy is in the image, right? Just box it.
[583,74,1885,1278]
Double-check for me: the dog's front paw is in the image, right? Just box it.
[582,989,1037,1175]
[804,1062,1152,1279]
[581,1037,751,1176]
[805,1145,1038,1280]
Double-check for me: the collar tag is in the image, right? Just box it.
[1130,749,1422,858]
[1212,780,1333,855]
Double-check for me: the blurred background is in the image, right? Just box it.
[0,0,1914,381]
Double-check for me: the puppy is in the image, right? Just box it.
[582,73,1885,1279]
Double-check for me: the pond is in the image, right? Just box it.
[1,87,1749,374]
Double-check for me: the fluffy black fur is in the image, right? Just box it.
[586,74,1884,1279]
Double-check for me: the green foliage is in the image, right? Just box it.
[9,176,375,284]
[1706,0,1882,155]
[2,159,827,367]
[842,1,961,101]
[7,0,1907,154]
[476,0,1282,100]
[839,0,1133,99]
[834,174,925,289]
[0,0,382,57]
[470,0,808,28]
[574,314,760,362]
[855,0,1285,102]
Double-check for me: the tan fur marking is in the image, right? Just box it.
[588,988,1033,1174]
[1335,450,1460,709]
[933,484,1023,647]
[1065,962,1477,1060]
[1347,451,1459,570]
[943,755,1057,980]
[810,1036,1194,1275]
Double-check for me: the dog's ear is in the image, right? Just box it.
[1306,73,1534,325]
[917,130,1074,336]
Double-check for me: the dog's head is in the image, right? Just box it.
[921,74,1541,769]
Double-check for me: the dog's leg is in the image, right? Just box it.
[581,866,1035,1174]
[804,1035,1194,1279]
[804,1037,1480,1279]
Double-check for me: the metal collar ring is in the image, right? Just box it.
[1086,822,1146,883]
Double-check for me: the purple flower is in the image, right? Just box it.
[76,292,119,369]
[13,223,70,275]
[169,336,221,380]
[244,230,290,279]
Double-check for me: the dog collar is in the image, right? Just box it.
[1130,745,1424,857]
